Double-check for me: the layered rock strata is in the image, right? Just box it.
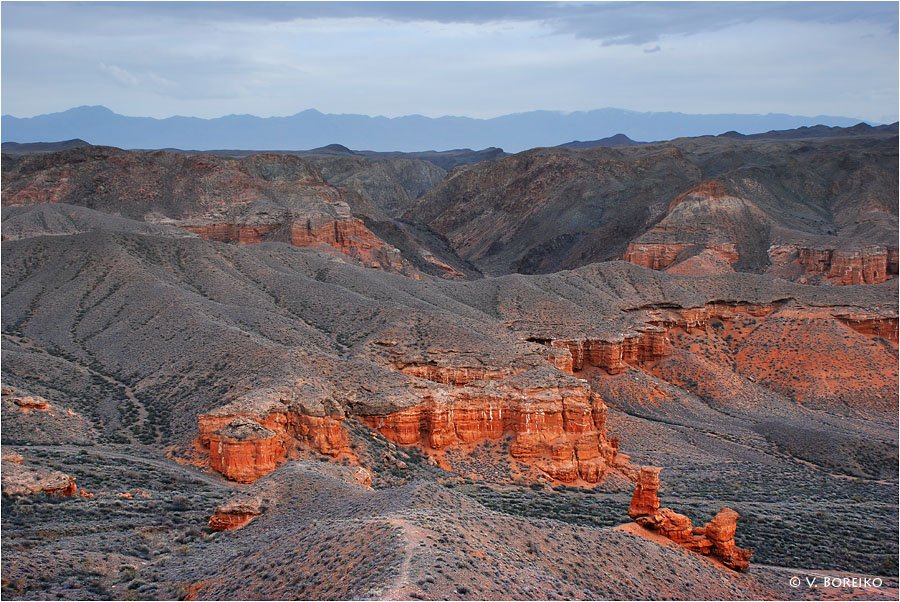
[183,217,405,271]
[770,244,898,285]
[623,243,693,271]
[362,368,625,483]
[548,328,669,374]
[394,363,520,386]
[624,242,739,273]
[209,495,265,531]
[197,399,351,483]
[197,367,630,485]
[834,313,899,343]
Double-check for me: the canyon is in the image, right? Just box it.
[1,124,897,601]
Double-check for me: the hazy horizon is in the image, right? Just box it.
[2,2,898,124]
[2,103,884,123]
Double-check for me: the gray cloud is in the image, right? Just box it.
[6,2,898,46]
[1,2,897,123]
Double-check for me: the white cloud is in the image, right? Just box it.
[99,62,139,87]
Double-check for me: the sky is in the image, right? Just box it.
[2,1,898,122]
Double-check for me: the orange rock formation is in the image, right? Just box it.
[209,495,265,531]
[627,466,752,571]
[363,369,624,483]
[395,364,519,386]
[550,328,670,374]
[623,243,693,270]
[787,245,897,285]
[184,217,405,271]
[834,313,899,343]
[700,508,753,571]
[628,466,661,518]
[205,419,286,484]
[2,387,51,411]
[197,399,352,483]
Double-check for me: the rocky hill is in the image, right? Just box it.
[409,128,898,279]
[1,145,478,279]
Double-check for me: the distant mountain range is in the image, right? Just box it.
[0,105,875,153]
[556,133,645,149]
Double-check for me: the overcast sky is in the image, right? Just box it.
[2,1,897,122]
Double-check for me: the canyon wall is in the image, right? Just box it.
[196,400,351,483]
[628,240,900,285]
[193,299,896,486]
[549,328,669,374]
[183,216,405,271]
[196,368,631,485]
[362,372,624,483]
[769,244,899,285]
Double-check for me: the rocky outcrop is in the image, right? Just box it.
[194,365,628,486]
[197,398,352,483]
[623,181,743,275]
[623,243,693,271]
[637,507,695,544]
[666,245,738,276]
[834,313,899,343]
[12,396,49,411]
[2,449,25,465]
[363,368,624,483]
[549,327,670,374]
[395,363,520,386]
[179,223,280,245]
[1,451,77,497]
[628,466,662,518]
[625,242,740,274]
[824,247,893,285]
[209,495,265,531]
[184,216,405,271]
[772,244,898,285]
[2,386,50,411]
[287,218,401,268]
[699,508,753,571]
[626,466,752,571]
[353,467,373,488]
[205,419,286,484]
[1,386,97,445]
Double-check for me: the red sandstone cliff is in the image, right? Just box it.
[769,244,898,285]
[197,398,352,483]
[363,368,627,484]
[549,328,669,375]
[196,366,632,485]
[183,216,406,272]
[623,243,693,271]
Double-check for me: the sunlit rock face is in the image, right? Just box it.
[627,466,752,571]
[362,368,624,484]
[197,399,351,483]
